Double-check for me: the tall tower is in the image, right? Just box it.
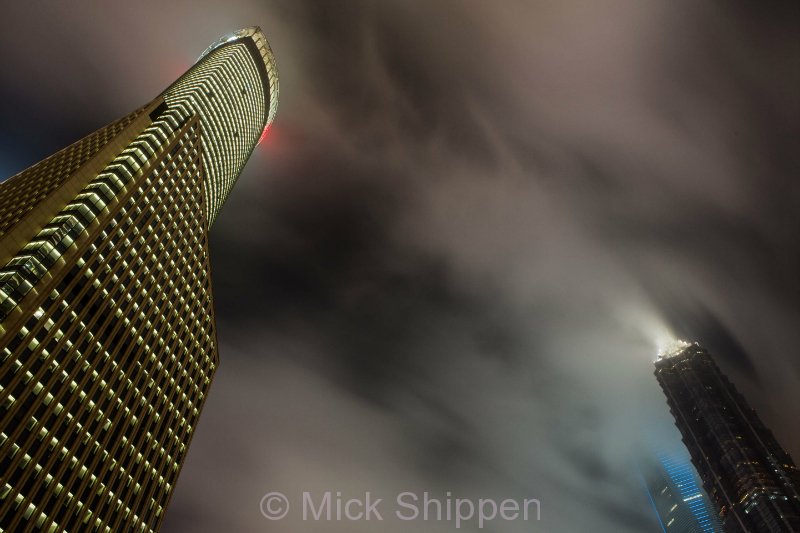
[655,343,800,532]
[640,448,723,533]
[0,27,278,532]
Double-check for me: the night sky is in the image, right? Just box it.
[1,2,798,532]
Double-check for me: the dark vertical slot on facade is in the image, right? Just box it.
[149,101,169,122]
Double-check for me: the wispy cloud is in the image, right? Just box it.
[2,1,796,531]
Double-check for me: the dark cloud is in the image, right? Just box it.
[674,304,758,376]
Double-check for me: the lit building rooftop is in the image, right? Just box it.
[656,339,692,360]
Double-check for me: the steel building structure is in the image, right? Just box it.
[0,27,278,532]
[655,343,800,532]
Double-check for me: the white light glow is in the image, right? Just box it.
[613,303,690,361]
[657,338,691,359]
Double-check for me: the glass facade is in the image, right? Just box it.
[641,449,723,532]
[0,109,146,241]
[0,27,278,532]
[655,343,800,532]
[164,26,278,226]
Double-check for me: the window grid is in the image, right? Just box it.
[0,118,217,533]
[0,108,147,239]
[0,27,277,533]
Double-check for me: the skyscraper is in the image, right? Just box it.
[655,343,800,532]
[0,27,278,532]
[640,448,723,533]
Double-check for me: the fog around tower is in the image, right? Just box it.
[1,1,797,531]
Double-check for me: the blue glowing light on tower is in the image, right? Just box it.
[659,453,719,532]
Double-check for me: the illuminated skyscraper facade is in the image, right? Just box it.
[655,343,800,532]
[0,27,278,532]
[641,448,723,532]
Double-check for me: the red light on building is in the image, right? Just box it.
[258,124,271,145]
